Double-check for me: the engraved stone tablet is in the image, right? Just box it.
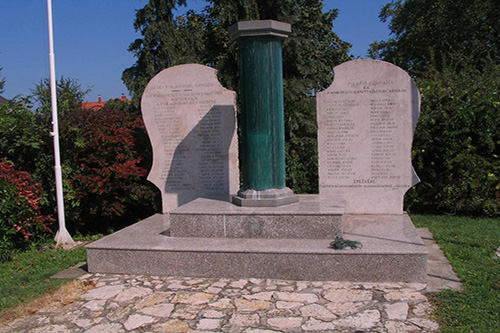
[141,64,239,212]
[317,59,420,214]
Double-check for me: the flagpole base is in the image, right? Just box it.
[55,227,75,248]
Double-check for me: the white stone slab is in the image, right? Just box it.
[317,59,420,214]
[141,64,239,212]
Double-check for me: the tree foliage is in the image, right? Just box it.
[371,0,500,216]
[122,0,204,105]
[0,67,5,94]
[123,0,351,193]
[31,77,90,115]
[369,0,500,75]
[406,59,500,216]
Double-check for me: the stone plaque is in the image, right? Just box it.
[141,64,239,212]
[317,59,420,214]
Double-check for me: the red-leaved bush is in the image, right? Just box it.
[0,161,53,261]
[57,105,157,232]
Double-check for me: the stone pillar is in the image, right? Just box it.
[229,20,298,207]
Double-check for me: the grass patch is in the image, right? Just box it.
[0,242,87,313]
[412,214,500,332]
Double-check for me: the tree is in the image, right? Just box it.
[122,0,205,105]
[405,59,500,216]
[0,97,43,175]
[370,0,500,216]
[0,67,5,94]
[123,0,351,193]
[31,77,90,115]
[369,0,500,75]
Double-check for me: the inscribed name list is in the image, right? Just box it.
[141,64,239,212]
[317,59,420,214]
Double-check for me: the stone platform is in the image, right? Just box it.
[86,196,427,282]
[170,195,343,239]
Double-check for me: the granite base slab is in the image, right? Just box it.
[170,195,343,239]
[86,210,427,282]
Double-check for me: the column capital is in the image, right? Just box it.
[229,20,291,41]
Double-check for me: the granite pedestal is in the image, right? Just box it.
[86,196,427,282]
[170,195,342,239]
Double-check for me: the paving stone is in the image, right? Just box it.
[407,282,427,291]
[409,317,440,331]
[230,279,248,289]
[323,289,373,303]
[124,314,155,330]
[385,320,421,332]
[274,291,319,304]
[202,309,226,319]
[385,291,428,302]
[167,283,190,290]
[266,309,294,317]
[412,301,434,317]
[71,318,102,328]
[83,323,123,333]
[196,318,223,330]
[267,317,302,329]
[138,303,175,318]
[276,301,303,309]
[172,292,214,305]
[52,310,82,323]
[333,309,380,329]
[135,291,172,309]
[235,298,272,311]
[325,301,371,316]
[187,279,205,285]
[171,305,204,320]
[211,281,228,288]
[296,282,309,291]
[384,302,409,320]
[243,291,274,301]
[27,325,71,333]
[107,306,132,322]
[299,303,337,320]
[152,320,190,332]
[249,278,264,285]
[115,286,152,302]
[302,318,335,331]
[229,313,260,327]
[82,285,125,300]
[205,287,222,294]
[278,286,295,292]
[209,298,235,309]
[244,329,278,333]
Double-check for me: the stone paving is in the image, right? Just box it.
[0,273,440,332]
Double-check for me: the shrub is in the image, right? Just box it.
[407,59,500,216]
[55,104,158,233]
[0,161,53,262]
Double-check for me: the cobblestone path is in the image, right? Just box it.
[0,273,440,332]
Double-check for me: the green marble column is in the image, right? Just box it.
[229,20,298,207]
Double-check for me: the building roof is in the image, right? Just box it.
[82,94,128,110]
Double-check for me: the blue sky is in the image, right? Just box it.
[0,0,391,102]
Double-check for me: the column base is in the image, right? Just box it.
[232,187,299,207]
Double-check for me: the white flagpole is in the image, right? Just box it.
[47,0,74,246]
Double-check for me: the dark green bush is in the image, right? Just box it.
[407,59,500,216]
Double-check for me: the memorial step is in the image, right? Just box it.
[170,195,343,239]
[86,210,427,282]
